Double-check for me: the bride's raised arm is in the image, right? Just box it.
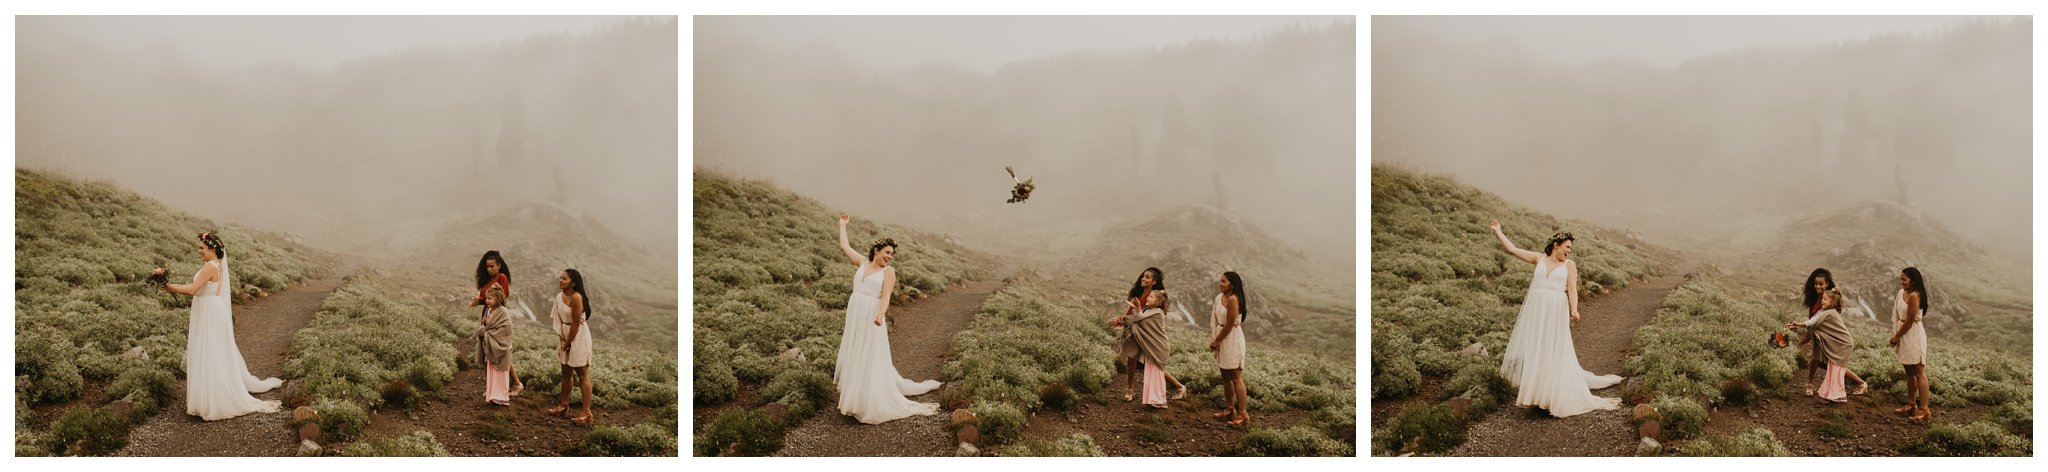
[1489,219,1541,265]
[163,263,218,296]
[836,213,868,267]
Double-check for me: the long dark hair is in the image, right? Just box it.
[1902,266,1928,312]
[475,250,510,289]
[1128,267,1165,300]
[565,268,593,317]
[1223,271,1247,322]
[1542,232,1575,256]
[1802,268,1835,310]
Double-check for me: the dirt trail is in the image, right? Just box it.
[116,276,347,456]
[1448,263,1696,456]
[773,274,1012,457]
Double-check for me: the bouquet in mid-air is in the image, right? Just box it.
[1006,166,1034,203]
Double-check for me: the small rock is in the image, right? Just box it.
[1399,452,1415,457]
[298,439,322,456]
[956,442,979,456]
[778,348,805,362]
[1442,397,1471,419]
[122,346,148,361]
[956,425,980,446]
[1458,343,1488,357]
[950,408,976,427]
[298,422,323,443]
[108,400,133,424]
[1635,437,1662,456]
[1638,421,1662,441]
[292,406,320,424]
[763,403,789,424]
[1632,404,1658,423]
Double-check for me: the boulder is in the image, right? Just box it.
[121,346,149,361]
[1458,343,1488,357]
[1638,421,1662,441]
[1635,437,1662,456]
[298,439,323,456]
[956,442,980,457]
[1632,404,1658,423]
[951,408,977,427]
[778,348,805,363]
[298,422,323,443]
[956,425,981,446]
[1442,397,1471,420]
[108,400,134,424]
[763,403,789,425]
[293,406,320,425]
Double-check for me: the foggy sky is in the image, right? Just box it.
[18,16,633,71]
[1384,16,1972,67]
[697,15,1349,72]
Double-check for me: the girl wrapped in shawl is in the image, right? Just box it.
[479,284,516,406]
[1784,289,1868,403]
[1131,290,1176,409]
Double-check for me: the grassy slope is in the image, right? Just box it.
[1368,165,1667,455]
[15,168,325,455]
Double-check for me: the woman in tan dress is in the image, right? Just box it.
[1209,271,1249,427]
[546,269,595,425]
[1889,267,1931,423]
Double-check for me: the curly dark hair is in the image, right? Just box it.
[1542,231,1574,256]
[1127,267,1165,300]
[1802,268,1836,310]
[868,238,898,259]
[198,231,227,258]
[475,250,511,289]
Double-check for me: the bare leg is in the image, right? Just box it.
[548,364,573,415]
[1913,367,1932,421]
[1895,365,1921,414]
[1214,369,1237,419]
[576,366,595,423]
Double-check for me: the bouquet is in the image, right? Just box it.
[145,266,170,287]
[1768,331,1791,349]
[1005,166,1035,203]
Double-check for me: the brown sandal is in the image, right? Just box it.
[546,404,569,416]
[571,412,593,426]
[1893,405,1916,415]
[1213,410,1235,420]
[1227,414,1249,429]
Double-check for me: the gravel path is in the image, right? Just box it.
[1449,264,1693,457]
[115,276,346,457]
[775,275,1009,457]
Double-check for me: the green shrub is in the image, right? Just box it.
[1654,396,1708,440]
[49,406,127,456]
[16,327,85,405]
[1227,425,1355,457]
[1442,361,1512,417]
[1039,382,1077,412]
[758,367,833,424]
[1990,399,2030,438]
[343,431,450,457]
[563,423,678,456]
[970,401,1028,445]
[1910,421,2032,457]
[693,352,739,406]
[478,413,516,442]
[286,279,460,407]
[1376,403,1464,454]
[1817,414,1853,440]
[1625,282,1795,405]
[16,430,54,457]
[1371,355,1422,401]
[944,285,1116,410]
[1006,432,1105,456]
[315,398,368,443]
[1061,364,1110,397]
[1683,426,1789,456]
[693,408,782,457]
[104,365,176,422]
[380,380,420,410]
[1719,377,1757,407]
[1135,415,1170,444]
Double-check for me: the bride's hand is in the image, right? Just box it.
[839,213,850,226]
[1489,219,1501,233]
[873,316,884,326]
[1570,310,1581,322]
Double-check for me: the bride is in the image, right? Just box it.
[158,232,282,420]
[832,213,941,424]
[1488,220,1622,418]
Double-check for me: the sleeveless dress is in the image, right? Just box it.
[185,259,283,420]
[833,265,941,424]
[1211,293,1247,370]
[1499,258,1622,418]
[1891,289,1928,366]
[552,292,592,368]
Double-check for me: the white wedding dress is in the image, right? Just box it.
[1499,258,1622,418]
[185,259,283,420]
[833,264,940,424]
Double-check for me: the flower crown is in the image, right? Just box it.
[869,237,897,253]
[198,231,225,251]
[1548,232,1574,246]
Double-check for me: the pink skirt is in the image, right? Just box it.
[484,361,511,405]
[1142,357,1168,407]
[1816,363,1847,403]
